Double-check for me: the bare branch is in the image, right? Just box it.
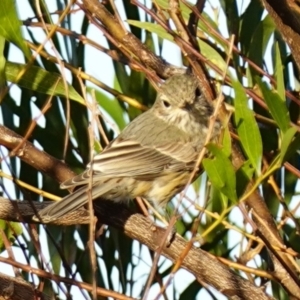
[0,125,75,185]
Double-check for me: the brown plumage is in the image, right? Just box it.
[35,74,221,222]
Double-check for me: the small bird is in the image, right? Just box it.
[35,74,221,222]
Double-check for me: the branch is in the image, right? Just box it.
[0,272,50,300]
[0,124,272,299]
[262,0,300,72]
[81,0,183,78]
[231,142,300,298]
[0,197,272,300]
[0,125,75,185]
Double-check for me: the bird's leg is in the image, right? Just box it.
[164,207,177,247]
[155,204,177,247]
[138,197,176,247]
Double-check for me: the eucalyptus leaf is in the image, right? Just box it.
[231,75,262,175]
[0,0,31,58]
[5,61,84,104]
[203,143,237,203]
[0,37,6,89]
[256,76,290,133]
[127,20,173,41]
[90,88,127,130]
[274,42,285,100]
[279,127,298,164]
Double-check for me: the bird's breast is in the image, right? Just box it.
[144,171,192,207]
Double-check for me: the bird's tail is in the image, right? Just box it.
[33,183,113,223]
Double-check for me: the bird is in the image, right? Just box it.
[35,73,221,222]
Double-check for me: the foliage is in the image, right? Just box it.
[0,0,300,299]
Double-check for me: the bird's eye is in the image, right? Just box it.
[195,88,201,97]
[163,100,171,108]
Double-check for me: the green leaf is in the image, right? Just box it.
[236,160,255,197]
[90,88,127,130]
[8,222,23,237]
[240,0,264,53]
[262,128,297,179]
[203,143,237,202]
[127,20,173,41]
[221,126,232,157]
[127,70,146,119]
[231,75,262,174]
[0,220,23,252]
[199,40,227,75]
[220,1,239,38]
[155,0,191,20]
[210,186,230,213]
[180,280,201,300]
[245,15,275,86]
[247,15,275,65]
[113,62,130,96]
[256,77,290,133]
[0,0,31,58]
[5,61,84,104]
[47,227,62,274]
[273,42,285,100]
[0,37,6,89]
[191,175,201,197]
[278,127,298,164]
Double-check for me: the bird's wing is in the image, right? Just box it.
[94,138,197,174]
[61,138,198,188]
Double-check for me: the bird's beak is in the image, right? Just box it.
[181,102,193,112]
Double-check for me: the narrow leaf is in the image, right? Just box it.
[203,144,237,202]
[91,88,127,130]
[127,20,173,41]
[273,42,285,100]
[5,61,84,104]
[0,37,6,89]
[263,128,297,178]
[279,127,298,164]
[0,0,31,58]
[231,76,262,174]
[256,77,290,133]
